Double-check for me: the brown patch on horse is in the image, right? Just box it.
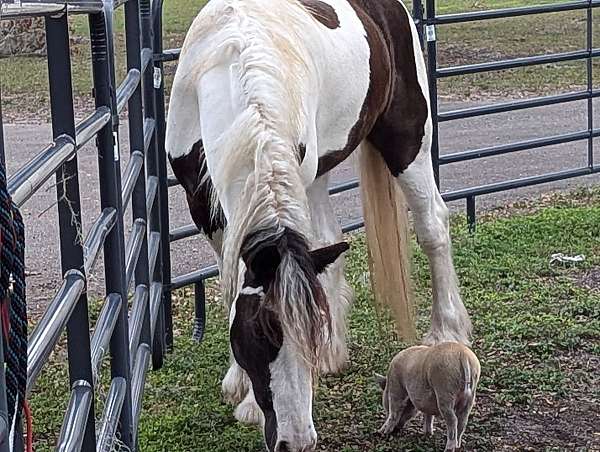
[168,141,225,238]
[298,0,340,29]
[317,0,428,177]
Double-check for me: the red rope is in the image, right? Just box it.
[24,400,33,452]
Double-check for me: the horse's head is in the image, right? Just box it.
[230,229,348,452]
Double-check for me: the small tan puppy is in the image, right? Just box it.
[375,342,480,451]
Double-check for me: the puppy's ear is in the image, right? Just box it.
[374,373,387,390]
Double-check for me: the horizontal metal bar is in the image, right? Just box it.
[125,219,147,291]
[149,282,162,338]
[154,48,180,62]
[96,377,126,452]
[430,0,598,25]
[329,179,359,195]
[341,219,364,234]
[144,118,155,152]
[121,151,144,207]
[442,166,600,202]
[436,49,591,78]
[83,208,117,275]
[128,285,149,365]
[169,215,366,289]
[8,135,75,207]
[131,344,151,441]
[116,69,141,114]
[171,265,218,290]
[440,130,592,165]
[75,106,111,148]
[55,380,92,452]
[141,48,153,73]
[90,294,122,383]
[146,176,158,218]
[438,90,592,122]
[148,232,160,280]
[169,224,199,242]
[0,0,103,19]
[27,270,85,395]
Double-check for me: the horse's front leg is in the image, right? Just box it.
[307,175,354,374]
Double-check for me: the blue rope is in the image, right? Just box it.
[0,160,27,430]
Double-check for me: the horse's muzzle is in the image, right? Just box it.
[274,435,317,452]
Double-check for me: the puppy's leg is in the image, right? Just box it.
[378,382,409,436]
[423,414,434,435]
[396,400,417,430]
[436,394,458,451]
[457,394,476,448]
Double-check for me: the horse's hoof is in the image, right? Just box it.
[222,366,248,405]
[234,398,264,426]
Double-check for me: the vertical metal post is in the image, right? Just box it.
[425,0,441,188]
[193,281,206,343]
[0,87,5,165]
[152,0,173,351]
[413,0,425,48]
[125,0,152,351]
[45,13,97,451]
[140,0,165,369]
[467,196,476,233]
[0,89,8,452]
[587,0,594,169]
[88,9,134,449]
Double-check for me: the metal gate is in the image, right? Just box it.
[0,0,171,449]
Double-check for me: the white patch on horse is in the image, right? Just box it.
[269,339,317,451]
[240,285,265,296]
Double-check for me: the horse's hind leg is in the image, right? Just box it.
[395,142,471,345]
[307,174,353,374]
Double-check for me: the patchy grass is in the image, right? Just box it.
[28,189,600,451]
[1,0,598,119]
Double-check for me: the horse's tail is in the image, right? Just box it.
[358,141,416,340]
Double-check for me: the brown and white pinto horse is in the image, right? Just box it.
[166,0,471,450]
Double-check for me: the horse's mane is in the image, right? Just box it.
[184,0,329,365]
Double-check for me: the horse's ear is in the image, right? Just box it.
[374,373,387,390]
[310,241,349,274]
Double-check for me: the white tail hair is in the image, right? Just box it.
[358,142,416,340]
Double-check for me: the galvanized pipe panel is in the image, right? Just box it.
[125,219,147,290]
[149,282,162,338]
[55,380,93,452]
[128,285,149,365]
[90,294,122,383]
[7,135,75,207]
[27,270,85,395]
[121,151,144,207]
[83,208,117,275]
[96,377,126,452]
[0,0,104,18]
[131,344,151,440]
[145,176,158,217]
[143,118,155,152]
[74,106,111,148]
[116,69,141,114]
